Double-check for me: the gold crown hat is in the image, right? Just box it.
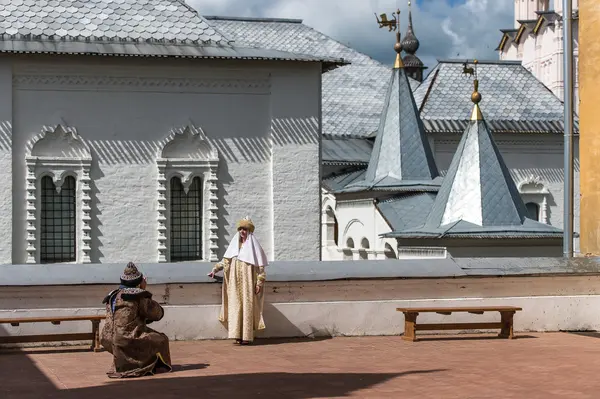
[236,216,255,233]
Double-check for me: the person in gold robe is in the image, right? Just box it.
[208,216,268,345]
[100,262,172,378]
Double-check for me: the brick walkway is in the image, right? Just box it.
[2,333,600,398]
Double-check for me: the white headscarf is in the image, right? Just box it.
[222,232,268,267]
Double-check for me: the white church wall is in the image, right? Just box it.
[434,133,580,253]
[502,5,580,114]
[8,56,321,264]
[269,66,322,261]
[330,199,398,260]
[0,60,12,264]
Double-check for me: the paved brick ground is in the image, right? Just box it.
[2,333,600,398]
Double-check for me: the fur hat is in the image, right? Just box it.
[120,262,144,287]
[236,216,255,233]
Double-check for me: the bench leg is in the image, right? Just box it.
[498,311,515,339]
[402,312,418,342]
[91,320,102,352]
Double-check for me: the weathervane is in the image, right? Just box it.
[374,9,400,32]
[375,8,403,68]
[462,59,483,121]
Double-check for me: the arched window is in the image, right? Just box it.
[170,176,202,261]
[360,238,370,249]
[40,176,76,263]
[346,237,354,249]
[325,206,339,246]
[525,202,540,221]
[359,238,369,260]
[384,243,397,259]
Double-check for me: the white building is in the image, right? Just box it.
[0,1,337,265]
[497,0,579,113]
[208,14,579,261]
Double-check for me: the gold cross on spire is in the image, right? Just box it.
[375,9,403,68]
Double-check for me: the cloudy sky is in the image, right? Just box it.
[188,0,514,70]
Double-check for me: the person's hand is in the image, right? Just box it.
[255,284,262,295]
[207,271,215,279]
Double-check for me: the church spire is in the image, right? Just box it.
[401,1,427,82]
[339,10,439,193]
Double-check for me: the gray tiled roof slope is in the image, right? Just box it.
[377,193,436,231]
[384,112,563,239]
[206,16,420,138]
[322,169,366,192]
[0,3,346,65]
[0,0,229,45]
[340,67,440,193]
[414,60,578,134]
[322,138,372,165]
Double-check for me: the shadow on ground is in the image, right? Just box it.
[567,331,600,339]
[51,370,445,398]
[0,346,447,399]
[251,336,333,346]
[414,334,538,342]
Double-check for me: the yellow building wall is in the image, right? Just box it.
[579,0,600,254]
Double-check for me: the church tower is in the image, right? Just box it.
[401,1,427,82]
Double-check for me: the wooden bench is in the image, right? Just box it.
[0,315,106,352]
[396,306,522,342]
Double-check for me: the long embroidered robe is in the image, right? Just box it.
[101,287,172,378]
[213,257,266,342]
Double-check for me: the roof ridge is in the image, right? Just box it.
[204,16,304,24]
[436,59,522,65]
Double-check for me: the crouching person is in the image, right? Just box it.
[101,262,172,378]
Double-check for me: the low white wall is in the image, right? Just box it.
[1,295,598,347]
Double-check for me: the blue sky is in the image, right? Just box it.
[190,0,514,69]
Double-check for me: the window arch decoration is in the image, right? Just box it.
[156,123,219,263]
[518,175,550,224]
[25,122,92,264]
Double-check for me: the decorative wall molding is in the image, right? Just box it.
[157,123,220,263]
[518,175,551,224]
[13,74,271,94]
[25,123,93,264]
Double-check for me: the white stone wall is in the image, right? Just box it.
[326,199,397,261]
[0,60,12,264]
[269,68,322,261]
[3,56,321,264]
[2,295,599,343]
[502,2,580,113]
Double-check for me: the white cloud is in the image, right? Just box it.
[188,0,513,67]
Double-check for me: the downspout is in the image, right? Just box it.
[562,0,575,258]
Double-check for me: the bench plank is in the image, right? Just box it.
[396,306,522,313]
[416,322,503,331]
[0,315,105,352]
[0,333,94,344]
[0,315,105,324]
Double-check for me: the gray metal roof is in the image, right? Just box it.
[0,1,345,66]
[0,0,229,45]
[376,193,436,231]
[339,67,440,193]
[384,111,563,239]
[322,168,366,192]
[206,16,421,138]
[322,138,372,165]
[414,60,578,134]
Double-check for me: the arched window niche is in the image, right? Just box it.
[518,176,550,224]
[25,122,92,264]
[384,242,397,259]
[156,123,219,262]
[323,205,339,247]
